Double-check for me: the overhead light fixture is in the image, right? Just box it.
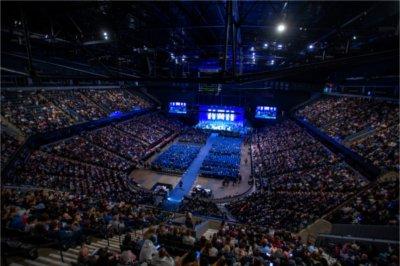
[308,44,314,50]
[277,44,283,49]
[263,43,268,48]
[352,35,357,40]
[276,23,286,33]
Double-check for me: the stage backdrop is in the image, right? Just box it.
[198,105,244,126]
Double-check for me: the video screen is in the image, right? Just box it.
[168,102,187,114]
[255,106,277,119]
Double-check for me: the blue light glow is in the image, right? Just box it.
[255,106,277,120]
[169,102,187,114]
[109,111,123,118]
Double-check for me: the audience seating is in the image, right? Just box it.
[200,136,242,180]
[1,131,22,168]
[1,89,153,135]
[152,143,201,174]
[296,96,399,171]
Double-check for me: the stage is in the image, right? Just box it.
[196,105,250,134]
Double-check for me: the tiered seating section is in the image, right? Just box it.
[8,150,134,200]
[41,135,134,171]
[228,120,368,231]
[329,177,399,225]
[200,136,242,180]
[1,91,75,134]
[252,120,337,181]
[84,89,152,112]
[1,131,22,168]
[296,96,399,171]
[44,90,106,121]
[1,89,153,134]
[3,187,398,266]
[178,196,224,218]
[4,113,182,197]
[350,124,399,170]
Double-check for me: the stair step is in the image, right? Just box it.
[49,253,76,263]
[33,256,70,266]
[24,259,49,266]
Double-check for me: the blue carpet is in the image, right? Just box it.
[164,133,218,211]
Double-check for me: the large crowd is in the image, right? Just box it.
[178,129,209,144]
[1,90,399,265]
[350,124,399,171]
[116,114,182,147]
[1,89,153,134]
[84,89,152,113]
[151,129,210,174]
[85,113,182,165]
[3,187,398,266]
[178,197,225,218]
[228,162,368,232]
[41,135,134,171]
[228,120,370,232]
[1,188,165,255]
[1,130,22,168]
[1,91,75,134]
[329,177,399,225]
[3,113,183,202]
[200,136,242,180]
[44,90,107,122]
[296,96,399,171]
[251,120,338,182]
[5,150,140,201]
[152,144,201,174]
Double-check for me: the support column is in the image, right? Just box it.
[223,1,232,74]
[21,9,35,77]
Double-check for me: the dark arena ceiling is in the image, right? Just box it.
[1,1,399,84]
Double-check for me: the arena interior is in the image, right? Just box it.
[1,1,399,266]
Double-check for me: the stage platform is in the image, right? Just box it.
[196,120,250,135]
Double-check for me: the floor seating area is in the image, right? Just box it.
[151,143,202,174]
[296,96,399,171]
[200,136,242,180]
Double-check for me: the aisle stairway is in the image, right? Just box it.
[8,230,145,266]
[164,133,219,211]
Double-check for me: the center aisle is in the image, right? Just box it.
[164,132,218,211]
